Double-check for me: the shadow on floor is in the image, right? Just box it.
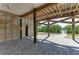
[38,39,79,55]
[0,37,79,55]
[40,36,49,42]
[73,39,79,44]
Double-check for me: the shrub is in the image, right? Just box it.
[50,24,61,33]
[75,25,79,34]
[38,24,61,33]
[64,25,72,33]
[38,26,48,32]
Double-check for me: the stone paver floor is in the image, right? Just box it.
[0,34,79,55]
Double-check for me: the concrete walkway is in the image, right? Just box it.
[37,34,79,47]
[0,34,79,55]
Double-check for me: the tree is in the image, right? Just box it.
[75,25,79,34]
[37,25,48,32]
[38,24,61,33]
[64,25,72,34]
[50,24,61,33]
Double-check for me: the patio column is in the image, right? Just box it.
[48,20,50,37]
[33,8,37,43]
[72,18,75,40]
[20,18,22,39]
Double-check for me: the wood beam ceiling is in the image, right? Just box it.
[21,3,79,22]
[39,17,71,25]
[37,4,79,21]
[0,3,79,22]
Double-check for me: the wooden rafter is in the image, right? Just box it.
[56,4,62,16]
[74,3,79,12]
[49,6,55,18]
[23,3,79,21]
[39,17,71,25]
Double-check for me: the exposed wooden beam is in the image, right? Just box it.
[22,3,79,22]
[74,16,79,18]
[64,4,67,16]
[37,10,79,21]
[39,21,72,25]
[75,21,79,23]
[50,17,72,24]
[47,20,50,37]
[54,5,59,16]
[44,8,52,17]
[74,3,78,12]
[51,21,72,24]
[39,17,71,25]
[70,4,73,15]
[52,17,71,21]
[20,18,22,39]
[33,8,37,43]
[72,18,75,40]
[56,4,62,16]
[48,7,54,18]
[36,3,56,11]
[39,20,48,24]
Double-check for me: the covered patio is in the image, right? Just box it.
[0,3,79,55]
[0,35,79,55]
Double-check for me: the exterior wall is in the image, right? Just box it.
[0,23,6,42]
[28,19,34,36]
[0,10,34,43]
[22,18,34,37]
[22,18,26,37]
[0,11,20,43]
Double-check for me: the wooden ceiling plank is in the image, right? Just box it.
[42,10,49,18]
[44,8,52,18]
[39,11,46,19]
[63,4,68,16]
[47,7,55,18]
[74,3,79,12]
[49,7,55,17]
[69,3,73,15]
[24,3,79,21]
[39,10,44,17]
[56,4,62,16]
[51,6,56,17]
[55,5,59,16]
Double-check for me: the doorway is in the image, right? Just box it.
[25,25,28,36]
